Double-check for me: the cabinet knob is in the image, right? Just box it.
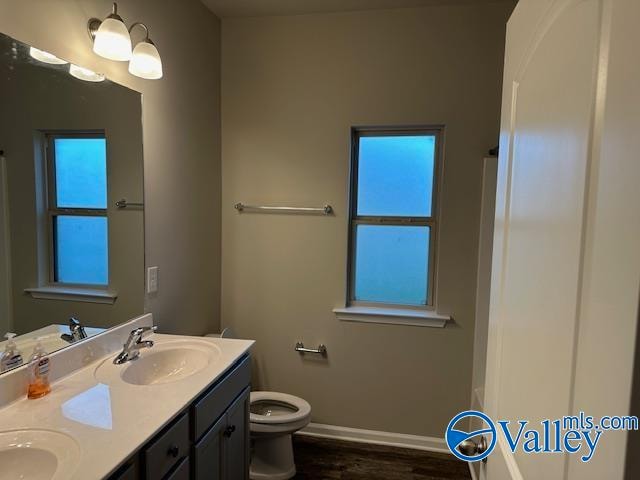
[168,444,180,458]
[223,425,236,437]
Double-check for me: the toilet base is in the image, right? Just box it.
[250,433,296,480]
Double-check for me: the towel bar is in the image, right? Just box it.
[295,342,327,355]
[234,203,332,215]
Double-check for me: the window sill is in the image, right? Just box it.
[333,306,450,328]
[24,286,117,304]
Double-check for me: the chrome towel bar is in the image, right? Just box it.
[116,198,144,209]
[234,202,332,215]
[295,342,327,356]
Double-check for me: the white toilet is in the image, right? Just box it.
[249,391,311,480]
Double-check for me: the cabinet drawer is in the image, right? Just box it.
[192,355,251,440]
[144,413,189,480]
[164,457,189,480]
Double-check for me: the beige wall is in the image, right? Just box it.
[0,0,222,335]
[0,41,144,334]
[221,3,511,436]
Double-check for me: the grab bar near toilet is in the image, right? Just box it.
[295,342,327,356]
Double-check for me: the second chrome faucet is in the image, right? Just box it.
[114,325,157,364]
[60,317,88,344]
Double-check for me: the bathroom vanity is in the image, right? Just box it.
[0,315,254,480]
[109,355,251,480]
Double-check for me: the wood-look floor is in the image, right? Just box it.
[292,435,471,480]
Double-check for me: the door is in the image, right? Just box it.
[194,415,225,480]
[194,387,250,480]
[224,388,250,480]
[483,1,640,479]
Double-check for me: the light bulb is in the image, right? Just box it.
[128,40,163,80]
[92,5,132,61]
[29,47,68,65]
[69,64,105,82]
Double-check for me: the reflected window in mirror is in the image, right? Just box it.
[0,32,145,361]
[45,133,109,286]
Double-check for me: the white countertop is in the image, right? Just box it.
[0,333,254,480]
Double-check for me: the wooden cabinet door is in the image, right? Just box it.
[193,415,225,480]
[224,388,250,480]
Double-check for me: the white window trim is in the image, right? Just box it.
[36,131,110,291]
[333,306,450,328]
[24,286,117,304]
[347,126,444,311]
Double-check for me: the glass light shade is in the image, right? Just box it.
[128,41,163,79]
[93,17,132,61]
[29,47,68,65]
[69,64,105,82]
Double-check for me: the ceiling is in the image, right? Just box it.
[201,0,512,18]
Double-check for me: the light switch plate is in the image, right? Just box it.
[147,266,159,294]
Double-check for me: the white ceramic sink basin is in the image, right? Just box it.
[96,340,220,386]
[0,429,80,480]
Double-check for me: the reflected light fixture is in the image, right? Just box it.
[88,3,163,80]
[88,2,132,61]
[29,47,68,65]
[69,64,105,82]
[128,23,163,80]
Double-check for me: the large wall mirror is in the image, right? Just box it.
[0,32,145,373]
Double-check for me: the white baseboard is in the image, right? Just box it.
[296,422,450,454]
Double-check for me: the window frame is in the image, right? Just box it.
[347,125,444,310]
[44,131,109,287]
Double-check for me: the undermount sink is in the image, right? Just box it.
[0,429,80,480]
[95,340,220,386]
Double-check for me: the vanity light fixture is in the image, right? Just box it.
[88,3,163,80]
[69,64,105,82]
[29,47,68,65]
[128,23,163,80]
[88,2,132,61]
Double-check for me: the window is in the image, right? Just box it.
[45,133,108,286]
[348,127,442,308]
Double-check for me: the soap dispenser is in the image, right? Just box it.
[0,333,24,372]
[27,339,51,399]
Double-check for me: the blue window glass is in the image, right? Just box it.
[54,138,107,209]
[357,135,435,217]
[54,216,108,285]
[354,225,430,305]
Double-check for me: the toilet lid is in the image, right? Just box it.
[250,391,311,425]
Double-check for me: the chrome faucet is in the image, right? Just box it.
[61,317,88,343]
[113,326,157,364]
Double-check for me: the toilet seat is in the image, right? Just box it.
[250,391,311,425]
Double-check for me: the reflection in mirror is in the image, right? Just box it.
[0,32,145,373]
